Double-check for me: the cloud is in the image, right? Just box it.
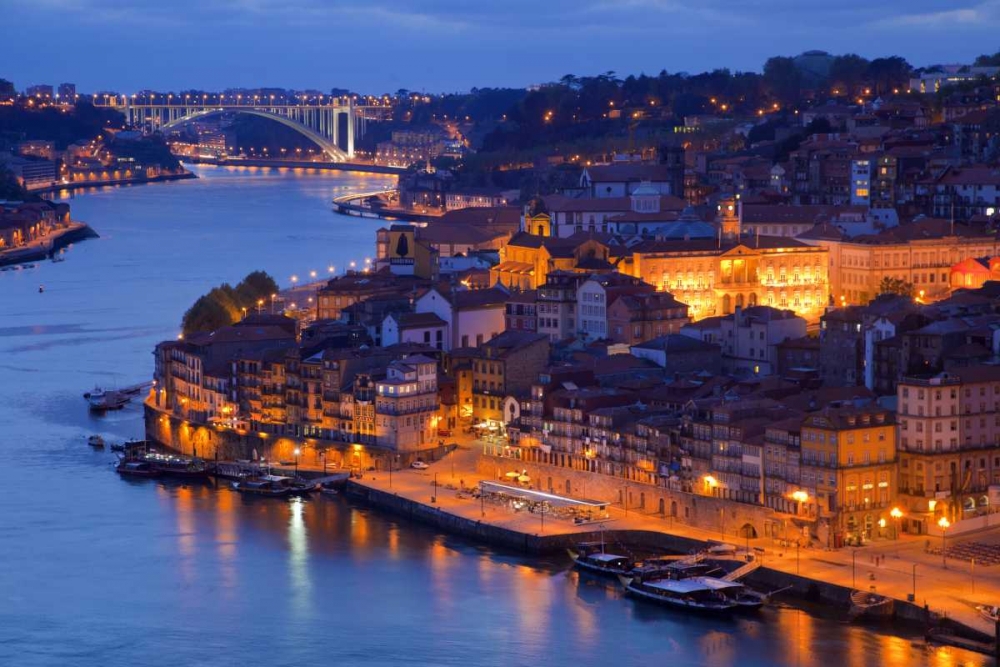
[870,0,1000,28]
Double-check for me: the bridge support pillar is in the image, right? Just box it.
[346,99,355,159]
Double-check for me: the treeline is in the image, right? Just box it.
[0,101,123,149]
[181,271,279,336]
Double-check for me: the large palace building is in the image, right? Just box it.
[493,197,830,323]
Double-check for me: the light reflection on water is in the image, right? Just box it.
[0,166,990,667]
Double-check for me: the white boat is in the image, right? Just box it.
[618,575,748,613]
[87,435,105,448]
[86,387,129,411]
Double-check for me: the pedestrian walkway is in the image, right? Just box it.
[352,445,1000,640]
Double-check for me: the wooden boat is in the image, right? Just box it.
[232,475,294,497]
[150,457,211,480]
[568,542,634,577]
[849,589,895,621]
[109,443,125,453]
[116,460,161,478]
[87,435,105,448]
[618,574,744,613]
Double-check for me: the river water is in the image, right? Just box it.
[0,165,986,666]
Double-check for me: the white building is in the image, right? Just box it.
[381,312,448,350]
[415,286,507,350]
[576,274,653,343]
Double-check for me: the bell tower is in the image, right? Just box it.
[718,196,741,241]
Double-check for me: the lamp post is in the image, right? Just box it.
[433,472,438,504]
[890,507,903,540]
[912,563,917,600]
[852,549,857,588]
[293,446,300,478]
[938,516,951,569]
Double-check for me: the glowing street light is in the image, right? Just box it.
[938,516,951,568]
[291,275,298,284]
[294,446,301,477]
[309,270,317,279]
[890,507,903,539]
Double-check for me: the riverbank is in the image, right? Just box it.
[182,156,406,176]
[0,222,99,267]
[343,447,1000,655]
[33,171,196,196]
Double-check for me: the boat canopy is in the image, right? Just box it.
[646,577,742,594]
[588,553,629,563]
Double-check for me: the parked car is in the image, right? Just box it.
[411,460,430,470]
[437,429,452,437]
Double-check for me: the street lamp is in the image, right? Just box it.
[703,475,718,496]
[294,446,301,478]
[938,516,951,569]
[890,507,903,540]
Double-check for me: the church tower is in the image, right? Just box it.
[718,196,741,241]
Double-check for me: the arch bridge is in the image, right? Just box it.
[94,96,384,161]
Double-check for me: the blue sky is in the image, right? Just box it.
[3,0,1000,93]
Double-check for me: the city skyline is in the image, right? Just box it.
[4,0,1000,93]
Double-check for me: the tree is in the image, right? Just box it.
[878,276,915,298]
[828,54,870,94]
[974,50,1000,67]
[181,271,279,335]
[866,57,912,95]
[395,232,409,257]
[763,56,801,105]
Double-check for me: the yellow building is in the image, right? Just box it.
[803,218,1000,305]
[800,406,897,546]
[494,197,830,323]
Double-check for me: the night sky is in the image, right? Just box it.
[3,0,999,93]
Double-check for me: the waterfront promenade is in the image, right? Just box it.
[348,444,1000,643]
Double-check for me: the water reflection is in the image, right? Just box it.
[288,498,311,616]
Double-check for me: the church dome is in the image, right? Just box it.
[652,206,716,240]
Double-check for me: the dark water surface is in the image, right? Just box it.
[0,165,986,666]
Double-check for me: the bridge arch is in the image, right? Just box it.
[160,108,348,161]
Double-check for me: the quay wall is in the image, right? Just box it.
[478,456,795,547]
[34,171,196,195]
[0,223,99,267]
[343,479,706,555]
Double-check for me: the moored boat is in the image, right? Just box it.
[87,435,105,448]
[150,457,211,480]
[568,542,634,577]
[115,460,161,478]
[849,589,895,621]
[618,574,744,613]
[232,475,295,497]
[87,387,129,411]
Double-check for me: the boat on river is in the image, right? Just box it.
[87,435,105,448]
[86,387,129,411]
[568,542,634,577]
[115,460,161,478]
[849,589,895,620]
[151,457,211,480]
[618,574,757,613]
[232,474,303,497]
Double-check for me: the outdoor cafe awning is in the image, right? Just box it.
[478,481,609,510]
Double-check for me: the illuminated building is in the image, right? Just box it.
[800,405,896,546]
[803,217,1000,305]
[623,198,830,322]
[896,368,1000,534]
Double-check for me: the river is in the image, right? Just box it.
[0,165,986,667]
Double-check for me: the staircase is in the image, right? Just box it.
[722,558,761,582]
